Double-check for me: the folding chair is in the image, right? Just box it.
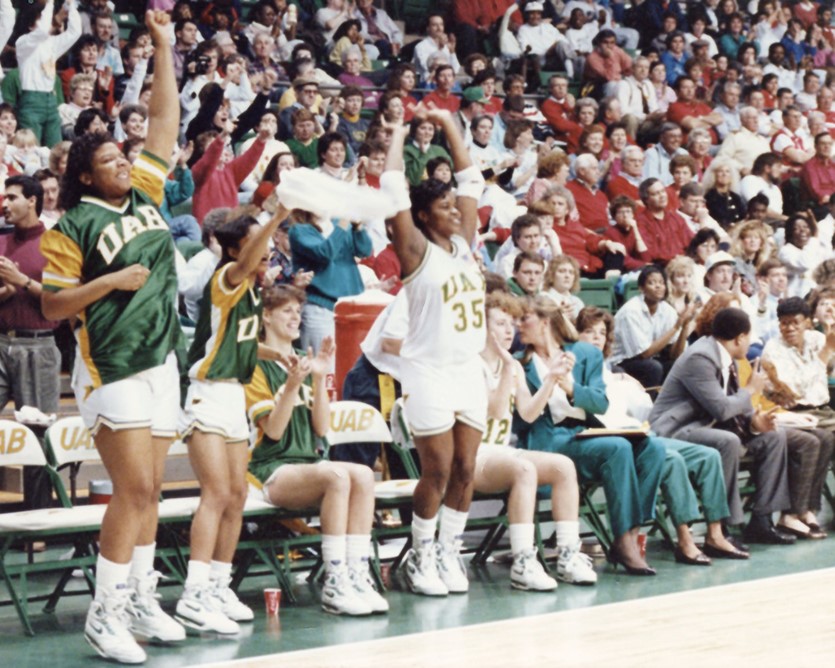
[0,419,99,634]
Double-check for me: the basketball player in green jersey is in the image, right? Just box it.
[176,205,290,635]
[40,11,184,665]
[244,286,388,617]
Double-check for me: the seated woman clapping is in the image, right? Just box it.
[513,296,666,575]
[474,292,597,590]
[244,286,388,616]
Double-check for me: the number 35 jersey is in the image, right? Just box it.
[187,263,262,384]
[400,235,486,366]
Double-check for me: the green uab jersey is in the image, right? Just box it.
[41,151,180,388]
[187,263,262,383]
[244,355,322,487]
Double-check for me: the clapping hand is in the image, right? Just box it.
[309,336,335,378]
[0,257,26,288]
[488,332,516,367]
[283,351,312,388]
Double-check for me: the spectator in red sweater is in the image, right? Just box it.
[548,186,625,277]
[666,76,723,144]
[584,30,633,97]
[422,64,461,114]
[606,145,644,203]
[191,121,270,224]
[541,74,582,149]
[565,153,610,232]
[800,132,835,217]
[635,177,695,266]
[604,196,652,272]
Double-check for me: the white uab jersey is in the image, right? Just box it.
[480,357,515,448]
[401,235,486,366]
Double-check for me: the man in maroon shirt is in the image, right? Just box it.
[0,174,60,415]
[666,76,723,144]
[422,64,461,114]
[635,177,695,265]
[566,153,610,232]
[0,175,60,512]
[800,132,835,217]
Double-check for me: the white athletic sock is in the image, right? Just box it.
[95,555,131,600]
[411,513,438,549]
[185,560,211,588]
[209,560,233,582]
[346,534,371,569]
[438,505,468,546]
[321,534,347,571]
[554,520,580,549]
[509,523,535,556]
[129,543,156,581]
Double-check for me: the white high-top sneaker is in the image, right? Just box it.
[128,571,186,642]
[510,549,558,591]
[85,586,147,664]
[403,541,448,597]
[175,582,240,634]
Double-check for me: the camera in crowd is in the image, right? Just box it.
[186,52,212,77]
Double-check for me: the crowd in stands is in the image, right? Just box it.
[2,0,835,662]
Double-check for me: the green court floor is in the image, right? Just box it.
[2,512,834,668]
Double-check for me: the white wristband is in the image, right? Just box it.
[454,165,485,200]
[380,170,412,214]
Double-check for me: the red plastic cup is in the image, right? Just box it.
[637,533,647,558]
[264,588,281,615]
[379,563,391,588]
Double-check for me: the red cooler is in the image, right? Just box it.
[333,291,394,400]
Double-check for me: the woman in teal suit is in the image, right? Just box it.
[513,296,665,575]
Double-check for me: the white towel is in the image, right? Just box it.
[274,168,396,229]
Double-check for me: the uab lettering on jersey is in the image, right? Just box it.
[97,205,169,265]
[237,315,260,342]
[441,271,485,332]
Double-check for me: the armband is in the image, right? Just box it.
[380,170,412,214]
[454,165,485,200]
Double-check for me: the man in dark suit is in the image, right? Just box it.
[649,307,796,545]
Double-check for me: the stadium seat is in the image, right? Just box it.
[579,278,617,312]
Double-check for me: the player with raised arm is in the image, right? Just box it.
[40,10,184,665]
[379,108,487,595]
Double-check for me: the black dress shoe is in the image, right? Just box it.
[673,547,711,566]
[743,522,796,545]
[726,535,749,552]
[702,542,750,560]
[606,548,657,575]
[721,524,749,551]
